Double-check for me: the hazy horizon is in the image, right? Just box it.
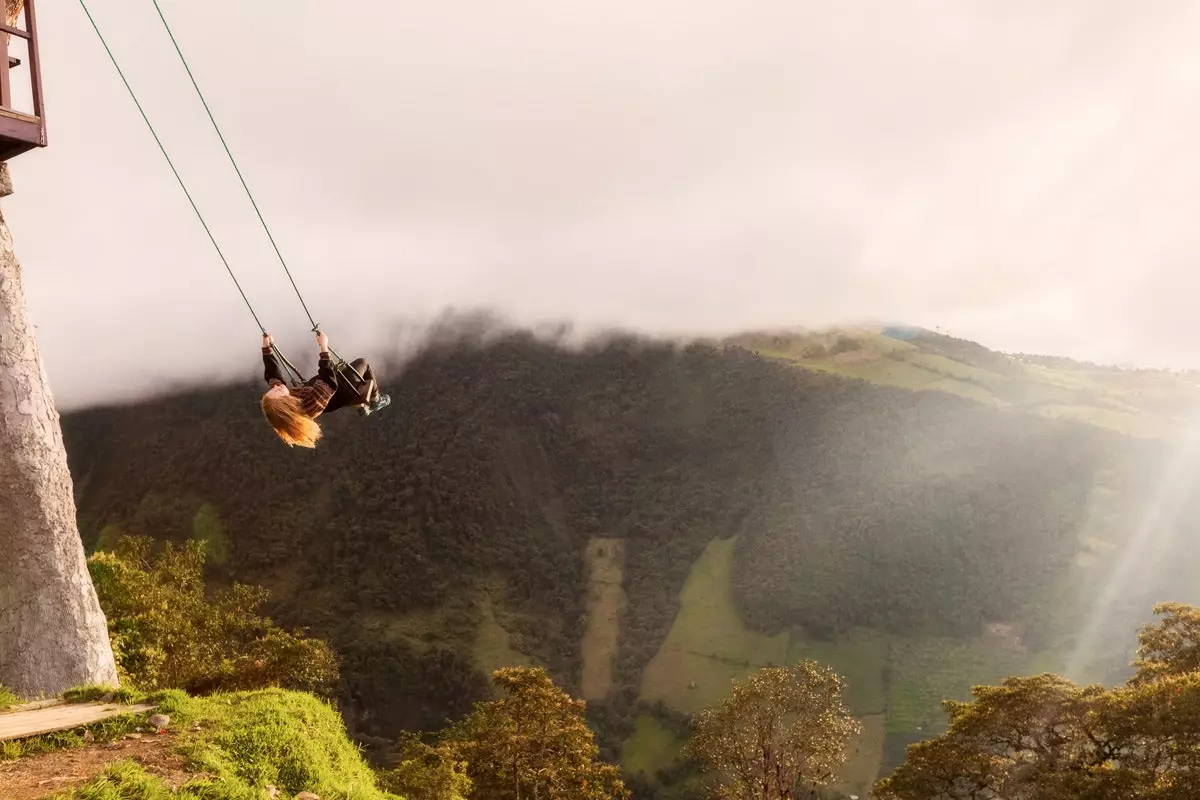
[6,1,1200,407]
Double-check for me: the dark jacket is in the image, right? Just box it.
[263,346,338,419]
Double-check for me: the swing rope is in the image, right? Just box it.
[149,1,363,385]
[78,0,307,388]
[76,0,268,336]
[149,0,322,336]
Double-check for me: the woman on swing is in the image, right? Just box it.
[260,330,391,448]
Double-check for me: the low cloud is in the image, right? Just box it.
[6,1,1200,408]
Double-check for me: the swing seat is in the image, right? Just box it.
[334,359,367,391]
[330,356,377,408]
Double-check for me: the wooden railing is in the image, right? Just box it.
[0,0,44,158]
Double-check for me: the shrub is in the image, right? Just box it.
[88,536,338,695]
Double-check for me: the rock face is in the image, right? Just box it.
[0,165,118,695]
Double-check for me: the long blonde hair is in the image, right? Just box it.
[261,392,323,448]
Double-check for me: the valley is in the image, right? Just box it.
[59,323,1200,798]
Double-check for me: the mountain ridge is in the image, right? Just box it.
[58,321,1200,798]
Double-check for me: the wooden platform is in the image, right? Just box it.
[0,701,155,742]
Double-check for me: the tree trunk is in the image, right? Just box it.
[0,164,118,696]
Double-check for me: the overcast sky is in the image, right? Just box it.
[5,1,1200,408]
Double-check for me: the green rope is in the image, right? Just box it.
[76,0,267,335]
[150,0,321,334]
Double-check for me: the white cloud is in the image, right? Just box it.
[6,0,1200,406]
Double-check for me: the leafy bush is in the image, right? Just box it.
[88,536,337,695]
[379,732,471,800]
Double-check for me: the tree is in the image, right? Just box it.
[0,163,118,696]
[688,661,860,800]
[445,666,630,799]
[1130,601,1200,683]
[88,535,337,695]
[380,732,472,800]
[875,603,1200,800]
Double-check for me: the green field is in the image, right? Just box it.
[621,714,685,777]
[786,628,890,715]
[354,586,536,679]
[836,713,886,798]
[886,636,1048,734]
[635,537,897,792]
[642,538,890,723]
[729,325,1200,439]
[621,325,1199,791]
[629,531,1092,792]
[475,595,534,675]
[904,352,1009,387]
[778,349,1010,408]
[1037,403,1168,438]
[797,355,946,391]
[640,537,789,714]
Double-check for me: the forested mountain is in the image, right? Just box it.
[59,321,1200,797]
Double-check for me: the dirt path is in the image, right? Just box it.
[581,537,626,700]
[0,733,190,799]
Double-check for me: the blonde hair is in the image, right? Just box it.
[261,392,323,448]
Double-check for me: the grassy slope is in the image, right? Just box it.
[728,326,1200,437]
[52,689,398,800]
[64,325,1200,793]
[633,537,889,792]
[786,629,890,716]
[354,580,535,680]
[640,537,789,715]
[475,595,535,675]
[840,714,886,799]
[708,326,1200,779]
[626,529,1100,793]
[621,714,684,777]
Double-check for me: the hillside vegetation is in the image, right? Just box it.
[60,321,1200,797]
[1,689,398,800]
[727,326,1200,437]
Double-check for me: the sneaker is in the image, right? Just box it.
[369,393,391,413]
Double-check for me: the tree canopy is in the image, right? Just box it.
[689,661,859,800]
[445,666,630,800]
[876,603,1200,800]
[88,535,337,696]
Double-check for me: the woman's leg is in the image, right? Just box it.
[348,359,377,403]
[323,359,376,413]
